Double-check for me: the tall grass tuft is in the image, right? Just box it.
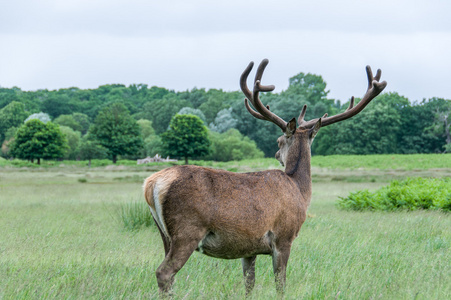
[119,201,154,230]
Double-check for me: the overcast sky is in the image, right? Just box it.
[1,0,450,103]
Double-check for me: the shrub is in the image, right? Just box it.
[337,177,451,211]
[205,129,264,162]
[142,135,165,157]
[59,126,81,160]
[119,201,154,231]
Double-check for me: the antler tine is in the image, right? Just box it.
[240,61,254,101]
[241,59,288,132]
[366,65,374,91]
[297,105,308,126]
[252,59,276,109]
[241,61,270,121]
[374,68,382,82]
[298,65,387,129]
[254,59,276,92]
[346,96,355,111]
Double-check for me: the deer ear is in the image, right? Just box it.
[285,118,297,137]
[309,118,321,139]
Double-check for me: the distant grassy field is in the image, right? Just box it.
[0,156,450,299]
[311,154,451,170]
[1,153,450,171]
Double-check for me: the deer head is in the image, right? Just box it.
[240,59,387,172]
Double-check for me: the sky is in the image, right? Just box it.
[0,0,450,103]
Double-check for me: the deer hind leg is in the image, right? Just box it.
[153,216,170,255]
[271,242,292,294]
[156,230,206,296]
[241,256,257,295]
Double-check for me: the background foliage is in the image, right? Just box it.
[337,177,451,211]
[10,119,68,164]
[1,68,450,163]
[161,114,210,164]
[89,103,143,163]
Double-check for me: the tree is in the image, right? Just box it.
[78,138,108,167]
[0,87,20,108]
[143,135,165,157]
[426,98,451,153]
[136,119,164,157]
[139,95,189,134]
[54,114,81,132]
[209,107,238,133]
[11,120,68,164]
[177,107,206,123]
[25,112,51,124]
[0,101,28,143]
[1,127,19,158]
[89,103,143,163]
[137,119,155,139]
[161,114,210,164]
[198,90,235,124]
[41,94,73,118]
[1,138,14,158]
[178,87,208,108]
[205,129,264,161]
[321,102,401,154]
[54,113,91,135]
[72,113,91,135]
[285,72,330,103]
[59,126,81,160]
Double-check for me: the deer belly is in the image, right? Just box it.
[196,230,273,259]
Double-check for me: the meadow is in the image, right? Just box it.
[0,154,450,299]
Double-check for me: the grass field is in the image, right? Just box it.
[0,155,450,299]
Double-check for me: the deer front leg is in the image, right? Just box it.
[241,256,257,295]
[271,243,292,294]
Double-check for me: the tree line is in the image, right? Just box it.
[0,71,450,164]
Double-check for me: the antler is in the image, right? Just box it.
[298,65,387,128]
[240,59,288,132]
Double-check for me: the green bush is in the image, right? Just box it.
[205,129,264,162]
[119,201,154,231]
[337,177,451,211]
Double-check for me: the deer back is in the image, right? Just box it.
[144,165,307,256]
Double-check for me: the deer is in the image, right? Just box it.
[143,59,387,296]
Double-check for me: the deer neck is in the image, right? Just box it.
[284,137,312,205]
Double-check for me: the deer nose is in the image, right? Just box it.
[275,151,280,160]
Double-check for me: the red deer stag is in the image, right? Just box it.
[144,59,387,295]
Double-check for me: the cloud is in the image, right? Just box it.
[0,0,450,102]
[2,0,449,36]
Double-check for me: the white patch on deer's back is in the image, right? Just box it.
[143,168,179,239]
[152,181,169,238]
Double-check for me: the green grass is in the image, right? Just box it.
[1,153,449,172]
[120,201,154,231]
[0,160,450,299]
[311,153,451,170]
